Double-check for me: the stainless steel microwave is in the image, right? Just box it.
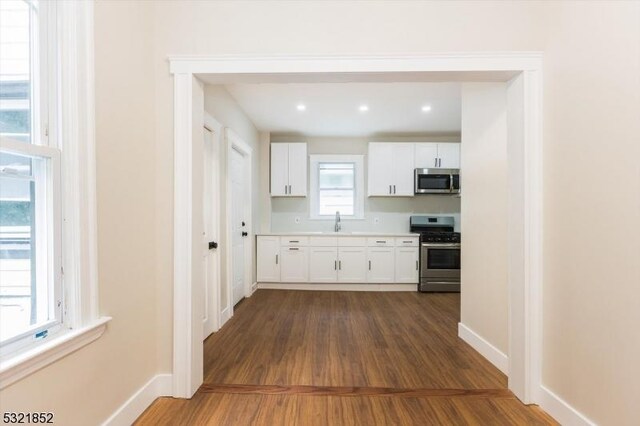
[414,168,461,194]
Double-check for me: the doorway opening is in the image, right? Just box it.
[171,54,542,409]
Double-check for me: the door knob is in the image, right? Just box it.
[241,232,248,237]
[242,221,246,227]
[208,241,218,250]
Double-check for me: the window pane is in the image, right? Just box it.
[319,163,354,189]
[319,189,354,216]
[0,0,33,143]
[0,153,52,344]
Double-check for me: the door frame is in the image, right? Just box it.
[169,53,543,404]
[202,113,222,338]
[224,128,253,314]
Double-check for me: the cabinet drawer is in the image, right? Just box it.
[338,237,367,247]
[280,236,309,247]
[394,237,419,247]
[309,236,338,247]
[367,237,394,247]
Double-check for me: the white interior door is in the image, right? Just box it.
[202,127,220,339]
[230,147,246,305]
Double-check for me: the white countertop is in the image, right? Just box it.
[257,232,420,237]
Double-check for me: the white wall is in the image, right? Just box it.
[268,136,461,233]
[2,2,639,426]
[0,2,160,424]
[460,83,509,355]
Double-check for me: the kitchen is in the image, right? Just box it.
[239,83,464,296]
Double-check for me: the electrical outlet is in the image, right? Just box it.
[295,217,301,224]
[373,217,380,225]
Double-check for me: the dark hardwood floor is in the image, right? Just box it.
[136,290,557,425]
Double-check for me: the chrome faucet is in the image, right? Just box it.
[334,211,341,233]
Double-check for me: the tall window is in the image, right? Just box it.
[0,0,62,355]
[310,155,364,219]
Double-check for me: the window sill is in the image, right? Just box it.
[0,316,111,389]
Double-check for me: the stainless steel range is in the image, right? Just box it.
[410,216,461,292]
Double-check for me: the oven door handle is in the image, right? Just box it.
[421,243,461,248]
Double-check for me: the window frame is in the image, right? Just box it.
[0,138,62,355]
[0,0,63,356]
[309,154,365,220]
[0,0,108,388]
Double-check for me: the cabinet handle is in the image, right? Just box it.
[289,247,299,251]
[284,185,288,194]
[403,241,412,244]
[434,158,438,167]
[393,185,396,194]
[389,185,392,194]
[289,240,299,243]
[369,260,371,270]
[334,260,337,270]
[339,260,342,270]
[416,260,419,270]
[376,240,385,243]
[276,254,278,264]
[289,184,292,194]
[439,158,442,167]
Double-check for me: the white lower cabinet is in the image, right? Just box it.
[280,246,309,282]
[257,235,420,285]
[367,247,395,283]
[395,247,419,283]
[337,247,367,283]
[256,236,280,282]
[309,247,338,282]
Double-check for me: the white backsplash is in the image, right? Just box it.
[271,196,461,233]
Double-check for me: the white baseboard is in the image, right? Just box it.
[250,281,258,294]
[220,306,231,326]
[538,385,596,426]
[102,373,172,426]
[257,282,417,292]
[458,323,509,375]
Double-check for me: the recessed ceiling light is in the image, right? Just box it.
[296,104,306,111]
[359,105,369,112]
[421,105,432,112]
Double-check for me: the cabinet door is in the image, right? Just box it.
[257,237,280,282]
[270,143,289,196]
[395,247,419,283]
[391,143,415,196]
[287,143,307,196]
[280,247,309,282]
[368,143,394,196]
[367,247,395,283]
[337,247,367,283]
[415,143,439,168]
[309,247,338,282]
[437,143,460,169]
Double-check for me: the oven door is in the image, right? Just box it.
[421,243,461,279]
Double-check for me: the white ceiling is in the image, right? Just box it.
[224,82,461,137]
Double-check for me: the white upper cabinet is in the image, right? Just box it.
[270,142,307,197]
[436,143,460,169]
[414,143,439,168]
[287,143,308,196]
[414,142,460,169]
[368,143,415,196]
